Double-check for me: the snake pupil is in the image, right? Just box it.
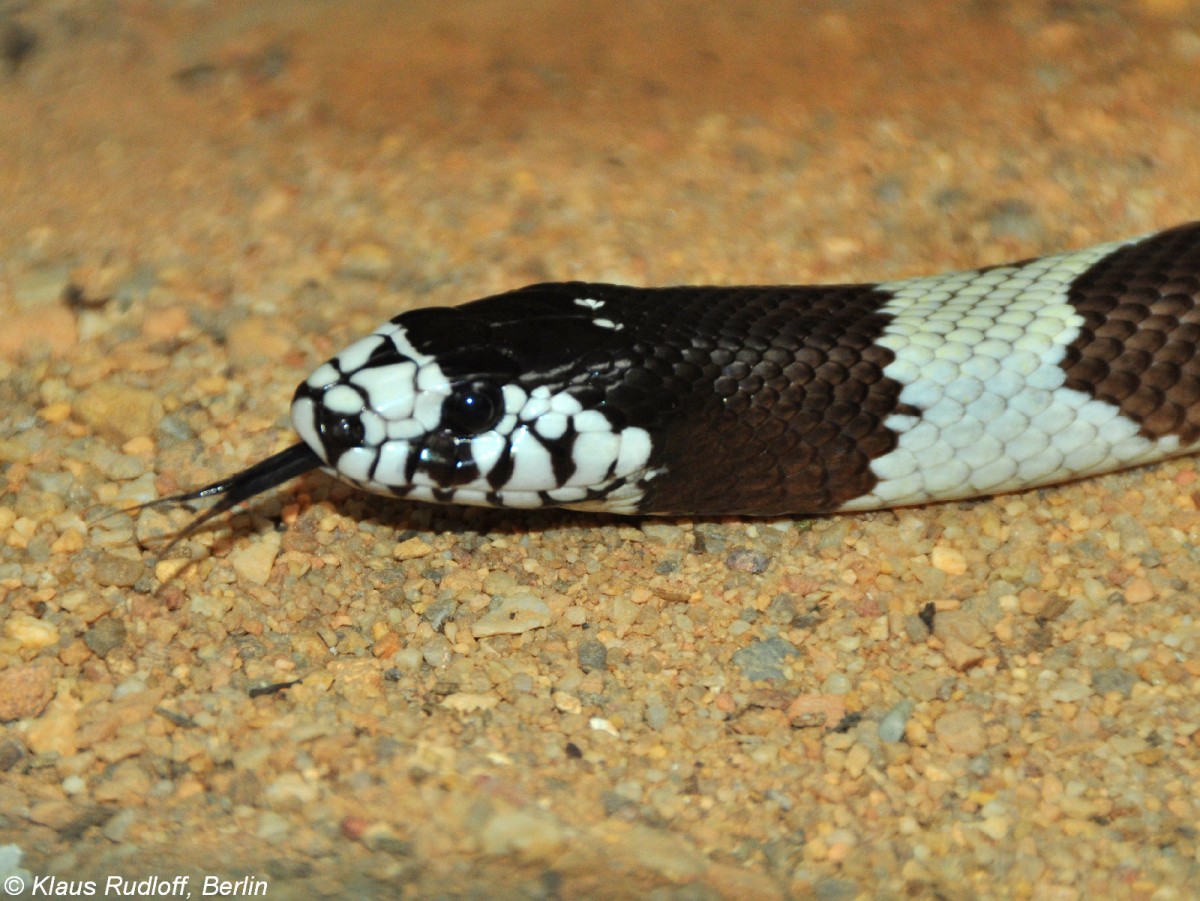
[443,382,503,435]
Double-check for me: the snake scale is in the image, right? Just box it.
[157,221,1200,534]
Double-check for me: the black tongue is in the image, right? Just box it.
[134,442,322,554]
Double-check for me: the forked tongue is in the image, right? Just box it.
[132,442,321,557]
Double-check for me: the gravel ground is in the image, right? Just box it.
[1,1,1199,898]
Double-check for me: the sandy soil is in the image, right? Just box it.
[1,0,1198,898]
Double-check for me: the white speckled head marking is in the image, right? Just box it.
[290,291,660,512]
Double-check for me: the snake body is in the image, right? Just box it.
[166,222,1200,525]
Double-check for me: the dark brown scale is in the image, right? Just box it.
[1143,362,1182,390]
[1088,337,1125,362]
[1101,370,1140,401]
[1097,318,1138,341]
[1142,314,1180,333]
[1175,374,1200,407]
[1063,222,1200,445]
[1156,338,1191,365]
[1143,406,1183,436]
[1065,354,1108,383]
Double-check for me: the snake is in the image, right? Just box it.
[152,221,1200,537]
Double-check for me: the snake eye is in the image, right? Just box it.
[442,382,504,436]
[316,409,366,457]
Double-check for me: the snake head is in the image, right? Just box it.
[290,284,660,512]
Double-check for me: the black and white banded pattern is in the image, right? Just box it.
[157,221,1200,523]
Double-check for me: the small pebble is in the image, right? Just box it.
[154,558,190,583]
[141,306,190,340]
[644,699,668,731]
[733,637,800,682]
[1124,577,1154,604]
[27,470,73,494]
[979,815,1010,841]
[930,545,967,575]
[421,597,458,632]
[553,692,582,714]
[1092,667,1137,698]
[38,401,72,423]
[934,708,988,756]
[98,453,149,481]
[360,825,413,856]
[390,647,423,672]
[230,531,282,585]
[84,618,127,658]
[941,638,985,672]
[933,609,987,646]
[256,812,291,843]
[609,595,639,626]
[155,413,194,442]
[472,593,552,637]
[844,743,871,778]
[0,663,56,720]
[626,825,707,882]
[4,614,60,650]
[878,701,915,743]
[0,441,32,465]
[765,593,798,624]
[0,738,26,771]
[478,810,565,861]
[577,638,608,673]
[394,537,434,560]
[0,845,31,884]
[420,636,452,667]
[589,717,620,737]
[640,522,684,541]
[725,549,771,573]
[100,808,138,843]
[94,552,145,588]
[1048,680,1092,703]
[482,571,520,595]
[441,693,500,712]
[821,672,852,695]
[190,594,234,619]
[23,697,80,756]
[787,693,846,727]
